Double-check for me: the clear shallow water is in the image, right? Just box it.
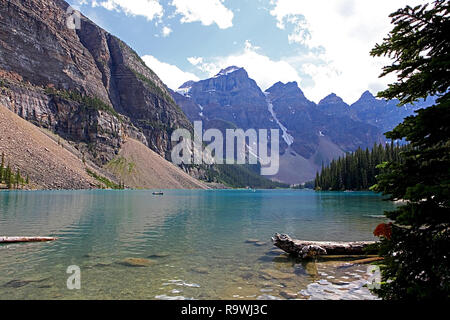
[0,190,394,300]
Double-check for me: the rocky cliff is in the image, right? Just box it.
[175,67,277,132]
[0,0,192,167]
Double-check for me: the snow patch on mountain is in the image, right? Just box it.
[176,86,191,97]
[215,66,241,77]
[265,93,294,146]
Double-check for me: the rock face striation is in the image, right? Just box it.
[0,0,192,167]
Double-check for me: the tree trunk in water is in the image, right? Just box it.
[0,236,57,243]
[271,233,376,258]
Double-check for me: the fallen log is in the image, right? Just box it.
[271,233,376,259]
[0,236,57,244]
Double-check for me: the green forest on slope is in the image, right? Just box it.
[314,143,407,191]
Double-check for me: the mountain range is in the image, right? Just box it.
[172,67,436,184]
[0,0,436,189]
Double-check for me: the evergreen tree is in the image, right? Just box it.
[5,164,12,189]
[370,1,449,300]
[314,144,406,191]
[15,169,21,189]
[0,152,4,183]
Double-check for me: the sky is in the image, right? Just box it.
[68,0,428,104]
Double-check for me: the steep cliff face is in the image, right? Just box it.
[264,81,320,158]
[0,0,192,165]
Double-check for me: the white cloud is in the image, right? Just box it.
[171,0,234,29]
[270,0,428,103]
[162,26,172,37]
[188,41,303,92]
[187,57,203,66]
[141,55,199,89]
[91,0,163,21]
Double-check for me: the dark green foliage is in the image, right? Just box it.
[291,181,315,189]
[5,164,12,189]
[304,180,315,189]
[15,169,20,189]
[201,164,288,189]
[370,1,450,300]
[371,1,450,105]
[0,153,27,190]
[85,168,124,190]
[0,152,4,183]
[315,143,406,191]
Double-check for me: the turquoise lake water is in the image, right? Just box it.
[0,190,394,300]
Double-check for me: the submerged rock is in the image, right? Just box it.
[240,272,254,280]
[2,276,50,288]
[261,269,294,280]
[191,267,210,274]
[267,248,286,255]
[117,258,156,267]
[94,262,113,268]
[2,280,30,288]
[37,284,52,289]
[280,291,298,299]
[271,255,292,263]
[254,242,267,247]
[147,252,170,259]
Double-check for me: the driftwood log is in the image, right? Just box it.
[272,233,376,258]
[0,236,57,244]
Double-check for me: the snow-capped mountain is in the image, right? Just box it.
[171,66,432,184]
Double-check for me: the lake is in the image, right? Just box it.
[0,189,394,300]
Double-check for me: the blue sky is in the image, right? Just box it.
[68,0,427,104]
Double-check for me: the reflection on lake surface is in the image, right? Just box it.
[0,190,393,300]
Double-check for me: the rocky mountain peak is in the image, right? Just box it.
[215,66,245,77]
[319,93,346,106]
[179,80,196,89]
[176,80,196,96]
[265,81,306,100]
[359,90,376,102]
[318,93,350,117]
